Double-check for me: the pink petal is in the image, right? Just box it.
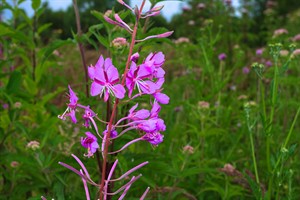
[140,80,157,94]
[150,102,161,117]
[129,103,139,114]
[94,67,106,84]
[145,53,153,62]
[69,110,77,124]
[104,88,110,102]
[112,84,126,99]
[155,68,165,78]
[156,78,165,89]
[88,65,96,80]
[136,109,150,119]
[90,82,103,96]
[127,62,137,77]
[95,55,104,69]
[153,52,165,66]
[104,16,118,25]
[153,92,169,104]
[104,58,113,71]
[106,65,119,83]
[138,65,152,79]
[126,78,134,97]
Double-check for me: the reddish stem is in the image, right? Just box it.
[99,1,147,199]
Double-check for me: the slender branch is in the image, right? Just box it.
[72,0,89,97]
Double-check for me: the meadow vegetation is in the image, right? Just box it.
[1,0,300,199]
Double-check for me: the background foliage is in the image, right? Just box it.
[1,0,300,199]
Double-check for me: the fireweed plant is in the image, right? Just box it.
[53,1,172,199]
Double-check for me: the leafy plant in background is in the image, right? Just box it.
[1,0,300,199]
[0,0,77,199]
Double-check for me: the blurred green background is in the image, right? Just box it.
[1,0,300,199]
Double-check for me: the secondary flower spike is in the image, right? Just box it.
[88,55,125,101]
[58,85,79,123]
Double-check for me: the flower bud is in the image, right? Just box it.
[27,141,40,150]
[218,53,227,61]
[14,102,22,108]
[273,28,288,37]
[183,145,194,154]
[112,37,128,48]
[198,101,210,109]
[10,161,20,168]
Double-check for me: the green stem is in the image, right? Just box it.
[283,106,300,148]
[245,106,260,185]
[272,106,300,173]
[249,130,260,184]
[268,106,300,200]
[268,58,279,134]
[216,61,224,124]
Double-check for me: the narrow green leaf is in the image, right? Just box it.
[37,23,52,34]
[0,24,13,36]
[6,71,22,94]
[23,75,38,96]
[31,0,41,10]
[40,87,64,106]
[245,174,262,200]
[91,10,104,21]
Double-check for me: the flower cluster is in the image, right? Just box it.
[56,0,172,199]
[126,52,169,104]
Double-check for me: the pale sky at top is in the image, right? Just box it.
[2,0,239,21]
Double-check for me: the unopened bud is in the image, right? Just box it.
[104,10,112,17]
[151,5,164,12]
[10,161,20,168]
[130,52,139,62]
[198,101,210,109]
[183,145,194,154]
[112,37,128,48]
[27,140,40,150]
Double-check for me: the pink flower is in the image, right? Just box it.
[58,85,79,123]
[242,67,250,74]
[82,107,96,128]
[265,60,272,67]
[142,132,164,145]
[174,37,190,44]
[81,132,99,157]
[197,3,206,9]
[128,103,150,121]
[273,28,288,37]
[126,61,156,97]
[102,126,118,138]
[218,53,227,61]
[112,37,128,48]
[292,34,300,41]
[144,52,165,78]
[292,49,300,57]
[88,55,125,101]
[104,14,133,33]
[256,48,264,56]
[151,78,170,104]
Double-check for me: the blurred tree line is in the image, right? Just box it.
[169,0,300,47]
[4,0,299,46]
